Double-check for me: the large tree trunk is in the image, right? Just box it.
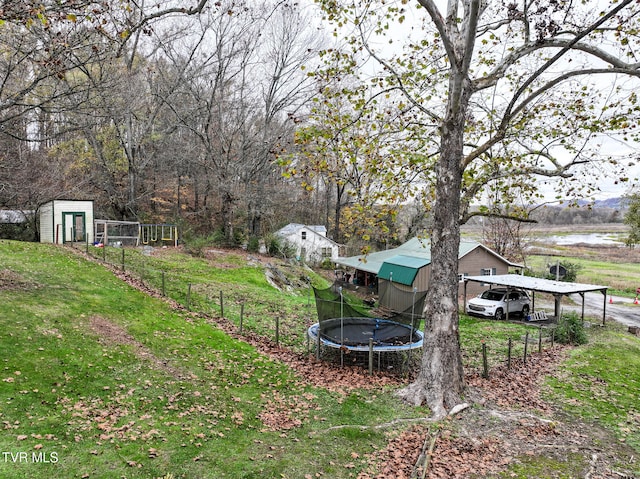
[220,190,236,244]
[397,74,468,418]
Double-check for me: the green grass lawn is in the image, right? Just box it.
[84,244,323,352]
[527,253,640,296]
[0,241,427,479]
[544,324,640,451]
[1,240,640,478]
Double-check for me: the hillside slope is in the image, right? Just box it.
[1,240,639,478]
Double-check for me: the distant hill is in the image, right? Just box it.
[560,197,628,209]
[592,197,628,209]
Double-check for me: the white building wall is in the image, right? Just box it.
[278,225,340,265]
[39,200,94,244]
[39,202,55,243]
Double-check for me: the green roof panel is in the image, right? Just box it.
[378,255,431,286]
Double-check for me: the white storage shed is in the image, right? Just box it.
[39,200,95,244]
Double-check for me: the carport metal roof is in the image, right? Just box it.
[463,274,609,324]
[464,274,608,295]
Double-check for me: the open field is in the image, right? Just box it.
[1,240,640,478]
[525,225,640,295]
[464,222,640,295]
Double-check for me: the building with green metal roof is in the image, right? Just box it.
[334,237,521,312]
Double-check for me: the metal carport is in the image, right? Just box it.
[463,274,609,324]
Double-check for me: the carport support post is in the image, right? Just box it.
[339,287,344,368]
[463,281,468,313]
[554,294,562,320]
[531,291,536,315]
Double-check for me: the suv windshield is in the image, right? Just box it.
[480,290,505,301]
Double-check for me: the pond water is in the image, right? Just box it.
[535,233,625,246]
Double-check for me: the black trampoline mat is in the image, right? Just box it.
[319,317,419,346]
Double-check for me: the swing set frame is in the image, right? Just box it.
[139,223,178,247]
[93,220,179,247]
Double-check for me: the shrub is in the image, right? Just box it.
[246,236,260,253]
[232,228,245,247]
[265,234,297,259]
[1,223,37,242]
[320,258,334,270]
[554,311,588,345]
[182,231,215,257]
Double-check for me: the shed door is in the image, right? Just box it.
[62,212,86,243]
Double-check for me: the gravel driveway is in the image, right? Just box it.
[564,292,640,328]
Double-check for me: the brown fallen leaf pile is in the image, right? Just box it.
[357,425,508,479]
[465,346,571,414]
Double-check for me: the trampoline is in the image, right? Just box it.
[307,317,423,352]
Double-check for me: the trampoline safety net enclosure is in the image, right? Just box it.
[308,284,425,371]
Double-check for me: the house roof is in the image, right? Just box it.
[276,223,327,236]
[275,223,341,247]
[334,237,519,274]
[334,237,431,274]
[464,274,608,295]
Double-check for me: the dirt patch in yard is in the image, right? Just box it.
[88,315,188,380]
[0,268,38,291]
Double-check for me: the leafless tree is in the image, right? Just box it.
[157,0,321,241]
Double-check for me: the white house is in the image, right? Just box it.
[275,223,341,265]
[39,200,94,244]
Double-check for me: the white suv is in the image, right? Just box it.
[466,288,530,320]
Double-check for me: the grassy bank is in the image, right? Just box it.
[0,241,425,478]
[1,240,639,478]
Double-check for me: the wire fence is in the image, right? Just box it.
[74,242,317,351]
[464,325,558,378]
[73,242,560,378]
